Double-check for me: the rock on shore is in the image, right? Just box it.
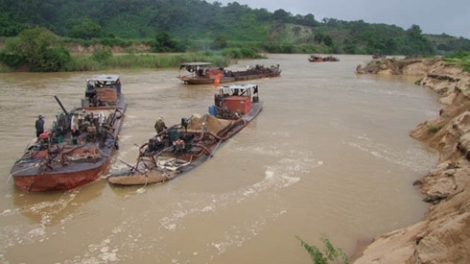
[353,58,470,264]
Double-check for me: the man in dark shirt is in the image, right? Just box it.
[35,115,45,137]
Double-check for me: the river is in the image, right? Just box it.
[0,54,440,263]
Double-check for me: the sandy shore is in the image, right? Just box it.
[353,58,470,263]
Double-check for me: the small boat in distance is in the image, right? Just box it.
[107,83,263,186]
[372,52,384,59]
[308,55,339,62]
[177,62,281,85]
[10,74,126,192]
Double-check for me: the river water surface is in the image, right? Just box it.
[0,54,440,263]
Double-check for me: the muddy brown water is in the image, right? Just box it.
[0,54,440,263]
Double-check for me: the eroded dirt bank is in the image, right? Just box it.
[354,58,470,264]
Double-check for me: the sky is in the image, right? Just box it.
[211,0,470,39]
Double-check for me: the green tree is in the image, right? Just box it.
[42,46,71,71]
[152,31,185,52]
[0,11,26,36]
[407,24,422,40]
[303,13,317,27]
[92,46,113,62]
[68,19,102,40]
[384,38,398,54]
[10,28,53,64]
[323,35,333,47]
[7,27,70,71]
[273,9,290,22]
[314,33,324,44]
[343,39,357,54]
[213,35,228,49]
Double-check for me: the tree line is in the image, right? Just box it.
[1,0,469,59]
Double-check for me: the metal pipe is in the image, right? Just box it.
[54,95,69,116]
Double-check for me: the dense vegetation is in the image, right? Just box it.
[0,27,250,72]
[443,51,470,72]
[1,0,469,72]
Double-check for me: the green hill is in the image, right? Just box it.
[0,0,469,55]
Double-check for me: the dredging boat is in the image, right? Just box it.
[308,55,339,62]
[177,62,281,85]
[10,74,126,192]
[107,83,263,186]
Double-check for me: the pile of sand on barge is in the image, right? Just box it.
[183,114,232,135]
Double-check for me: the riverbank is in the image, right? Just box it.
[354,58,470,263]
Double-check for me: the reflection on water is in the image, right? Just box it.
[0,55,440,263]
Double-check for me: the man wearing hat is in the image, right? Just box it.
[35,115,45,137]
[154,116,167,134]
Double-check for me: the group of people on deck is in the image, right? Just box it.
[35,112,162,145]
[35,115,81,145]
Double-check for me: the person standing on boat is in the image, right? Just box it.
[154,117,167,134]
[71,125,81,145]
[35,115,45,137]
[116,79,122,95]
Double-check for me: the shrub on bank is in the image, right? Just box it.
[61,51,233,71]
[297,235,349,264]
[444,51,470,72]
[0,27,260,72]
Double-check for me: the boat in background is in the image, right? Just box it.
[177,62,281,85]
[372,52,385,59]
[10,74,126,192]
[308,55,339,62]
[107,83,263,186]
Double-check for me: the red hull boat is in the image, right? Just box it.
[178,62,281,85]
[308,55,339,62]
[11,75,126,192]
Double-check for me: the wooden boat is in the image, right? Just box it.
[177,62,281,85]
[10,74,126,192]
[107,83,263,186]
[308,55,339,62]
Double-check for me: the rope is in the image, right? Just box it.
[7,163,41,183]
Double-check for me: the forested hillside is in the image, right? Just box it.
[1,0,469,55]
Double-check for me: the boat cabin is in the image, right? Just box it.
[85,74,122,107]
[214,84,259,116]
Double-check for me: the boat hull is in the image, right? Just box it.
[179,72,281,85]
[107,101,262,187]
[11,92,126,192]
[178,76,235,85]
[107,173,174,186]
[13,160,111,192]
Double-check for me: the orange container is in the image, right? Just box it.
[222,96,251,115]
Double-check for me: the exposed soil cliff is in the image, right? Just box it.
[353,58,470,263]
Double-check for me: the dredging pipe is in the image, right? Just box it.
[54,95,69,116]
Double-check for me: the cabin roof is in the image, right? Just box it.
[87,74,120,83]
[218,84,257,91]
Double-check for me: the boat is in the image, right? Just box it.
[177,62,281,85]
[372,52,384,59]
[107,83,263,186]
[308,55,339,62]
[10,74,126,192]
